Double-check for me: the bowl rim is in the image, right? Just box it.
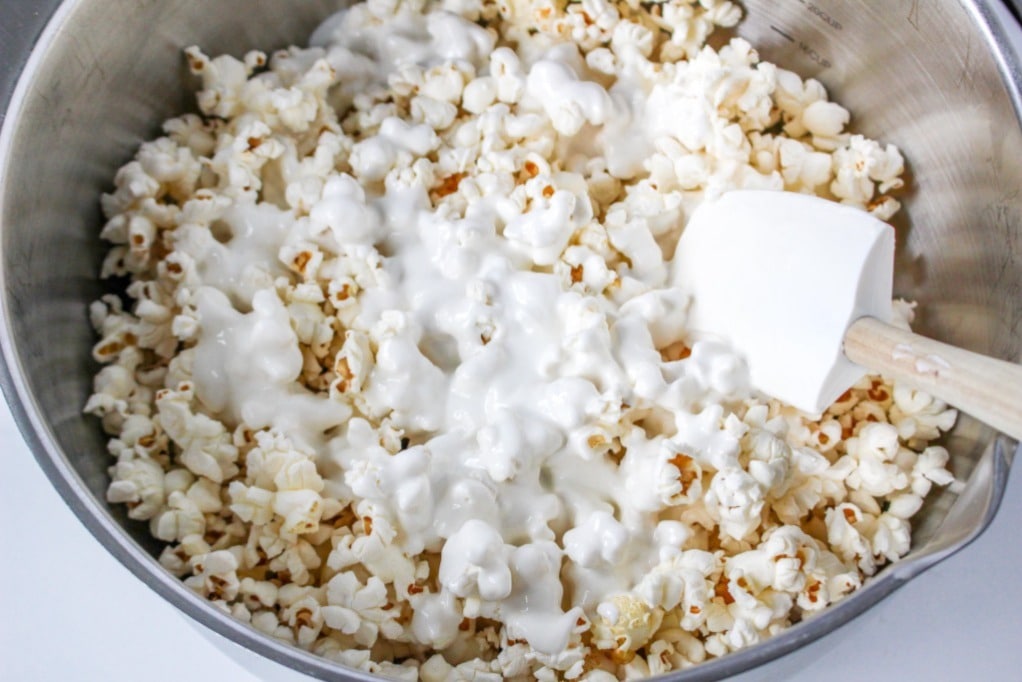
[0,1,1019,680]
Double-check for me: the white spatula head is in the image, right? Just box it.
[672,190,895,414]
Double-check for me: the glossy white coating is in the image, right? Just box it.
[187,5,761,654]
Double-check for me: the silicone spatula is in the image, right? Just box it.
[671,190,1022,439]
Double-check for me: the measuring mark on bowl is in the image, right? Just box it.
[794,0,844,31]
[769,24,833,69]
[770,25,796,43]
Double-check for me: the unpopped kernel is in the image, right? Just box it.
[88,0,957,679]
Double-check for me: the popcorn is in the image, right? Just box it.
[151,490,207,542]
[611,21,655,61]
[156,385,239,484]
[440,520,512,601]
[593,594,664,660]
[164,113,219,158]
[526,57,613,136]
[226,429,327,542]
[283,595,325,647]
[830,134,906,210]
[843,422,910,497]
[273,488,326,539]
[101,161,161,219]
[106,457,166,520]
[868,512,912,563]
[911,445,958,495]
[634,549,716,630]
[308,173,382,246]
[504,187,578,266]
[825,503,878,574]
[88,1,953,679]
[890,385,958,443]
[461,76,498,115]
[490,46,527,104]
[563,511,629,567]
[778,138,833,189]
[185,549,241,601]
[323,572,403,646]
[423,657,502,682]
[801,100,850,141]
[705,467,766,541]
[240,577,280,611]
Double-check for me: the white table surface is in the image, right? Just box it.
[3,3,1022,681]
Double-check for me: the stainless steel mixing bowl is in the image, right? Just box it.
[1,1,1020,680]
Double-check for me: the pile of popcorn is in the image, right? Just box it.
[86,0,960,679]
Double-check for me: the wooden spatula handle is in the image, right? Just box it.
[844,317,1022,441]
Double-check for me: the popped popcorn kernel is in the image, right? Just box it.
[593,594,665,661]
[87,1,953,678]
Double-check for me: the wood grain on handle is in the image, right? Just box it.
[844,317,1022,441]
